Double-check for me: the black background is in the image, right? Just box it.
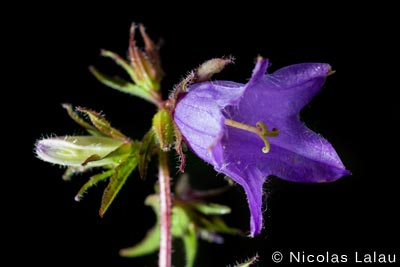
[10,2,398,266]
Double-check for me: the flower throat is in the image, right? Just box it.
[224,119,279,153]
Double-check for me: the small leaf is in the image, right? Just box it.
[138,130,157,179]
[182,223,197,267]
[77,107,130,142]
[75,169,115,201]
[120,226,160,257]
[152,109,174,151]
[192,203,231,215]
[100,150,138,216]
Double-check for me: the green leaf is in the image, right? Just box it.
[192,203,231,215]
[138,130,157,179]
[100,151,138,216]
[130,194,198,266]
[75,169,115,201]
[152,109,174,151]
[119,226,160,257]
[120,194,161,258]
[172,206,198,267]
[89,65,155,103]
[77,107,129,142]
[182,223,197,267]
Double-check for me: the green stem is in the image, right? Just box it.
[158,151,172,267]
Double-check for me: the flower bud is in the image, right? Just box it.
[35,136,124,167]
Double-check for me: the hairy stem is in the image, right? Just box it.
[158,151,172,267]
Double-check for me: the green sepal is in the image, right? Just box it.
[75,169,115,201]
[128,24,162,92]
[152,109,174,151]
[100,142,140,216]
[77,107,130,142]
[62,104,100,136]
[138,130,157,179]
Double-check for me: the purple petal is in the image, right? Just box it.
[246,57,269,87]
[174,81,245,166]
[217,163,266,236]
[237,60,332,124]
[266,118,350,182]
[222,121,349,184]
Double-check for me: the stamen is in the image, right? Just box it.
[225,119,279,153]
[224,119,260,135]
